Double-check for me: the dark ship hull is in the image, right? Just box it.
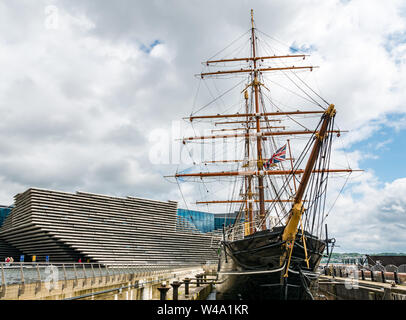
[216,227,325,300]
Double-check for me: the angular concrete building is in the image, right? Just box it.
[0,188,221,264]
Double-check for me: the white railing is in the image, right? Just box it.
[224,215,280,241]
[0,262,204,286]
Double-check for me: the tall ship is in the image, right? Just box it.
[169,10,359,299]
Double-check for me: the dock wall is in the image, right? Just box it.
[318,275,406,300]
[318,265,406,300]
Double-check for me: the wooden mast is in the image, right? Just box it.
[181,129,343,141]
[173,11,359,242]
[281,104,336,276]
[250,9,266,231]
[199,65,317,77]
[244,89,254,235]
[215,120,281,125]
[186,110,323,121]
[173,168,358,178]
[211,126,286,132]
[205,54,308,65]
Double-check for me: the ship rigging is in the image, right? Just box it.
[167,10,362,299]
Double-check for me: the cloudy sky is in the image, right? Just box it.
[0,0,405,253]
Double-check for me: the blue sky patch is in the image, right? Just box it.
[345,114,406,183]
[289,42,317,54]
[384,31,406,65]
[140,39,162,54]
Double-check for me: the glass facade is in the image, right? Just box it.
[0,206,13,227]
[214,213,244,230]
[177,209,244,233]
[177,209,215,233]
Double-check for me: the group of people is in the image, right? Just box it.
[4,257,14,263]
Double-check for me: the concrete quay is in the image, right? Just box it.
[156,272,217,301]
[317,275,406,300]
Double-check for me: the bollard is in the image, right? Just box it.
[339,268,343,278]
[370,270,375,282]
[183,278,191,296]
[171,281,181,300]
[324,267,328,276]
[381,271,386,283]
[157,283,170,301]
[361,269,365,281]
[195,274,201,287]
[394,271,400,285]
[333,267,336,277]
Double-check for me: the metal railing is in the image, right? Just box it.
[0,262,207,286]
[225,216,280,241]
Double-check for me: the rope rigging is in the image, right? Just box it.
[173,20,354,249]
[164,11,368,301]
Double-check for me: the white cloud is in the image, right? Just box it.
[150,43,175,62]
[0,0,405,251]
[327,177,406,252]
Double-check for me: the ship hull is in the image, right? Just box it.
[216,227,325,300]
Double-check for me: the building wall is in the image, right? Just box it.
[0,188,221,264]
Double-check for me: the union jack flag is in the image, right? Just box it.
[264,144,286,169]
